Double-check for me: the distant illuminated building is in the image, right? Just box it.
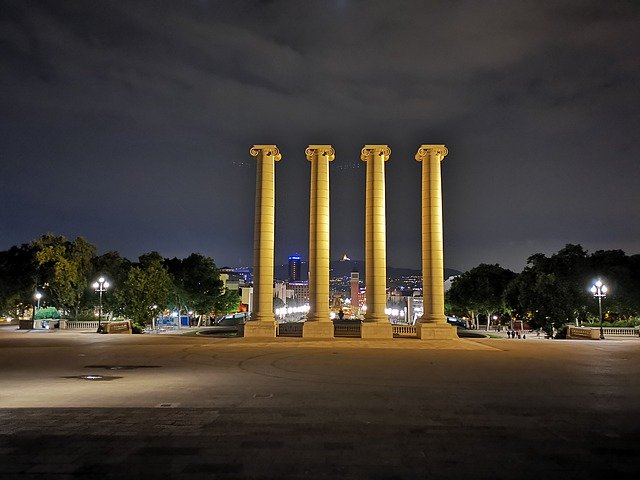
[274,281,294,304]
[288,255,302,282]
[350,269,364,313]
[287,281,309,302]
[341,253,350,261]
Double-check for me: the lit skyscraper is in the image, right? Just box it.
[288,255,301,282]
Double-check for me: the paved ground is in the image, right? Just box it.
[1,326,639,479]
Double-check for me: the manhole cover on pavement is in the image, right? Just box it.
[63,375,122,381]
[84,365,161,370]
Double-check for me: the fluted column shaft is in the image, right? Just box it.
[250,145,281,323]
[306,145,335,322]
[416,145,448,324]
[361,145,391,323]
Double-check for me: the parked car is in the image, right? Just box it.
[446,316,469,328]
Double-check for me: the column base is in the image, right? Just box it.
[417,322,458,340]
[302,321,334,338]
[243,320,277,338]
[361,322,393,339]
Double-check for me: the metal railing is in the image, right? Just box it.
[64,321,100,329]
[334,324,361,338]
[392,325,417,337]
[568,326,639,339]
[277,323,303,337]
[602,327,639,336]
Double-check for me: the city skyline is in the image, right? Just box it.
[2,1,639,273]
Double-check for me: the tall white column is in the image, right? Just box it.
[360,145,393,339]
[415,144,457,339]
[303,145,335,338]
[245,145,280,338]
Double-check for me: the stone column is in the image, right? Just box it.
[360,145,393,339]
[303,145,335,338]
[415,145,457,339]
[245,145,280,338]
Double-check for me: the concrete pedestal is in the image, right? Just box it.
[417,323,458,340]
[302,321,334,339]
[244,321,277,338]
[361,322,393,339]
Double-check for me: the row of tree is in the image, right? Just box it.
[446,244,640,334]
[0,234,240,329]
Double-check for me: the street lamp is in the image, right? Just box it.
[33,290,42,321]
[92,277,110,333]
[590,280,607,340]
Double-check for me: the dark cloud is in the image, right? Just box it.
[1,0,639,272]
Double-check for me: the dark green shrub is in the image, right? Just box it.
[555,325,568,339]
[131,322,145,334]
[35,307,60,319]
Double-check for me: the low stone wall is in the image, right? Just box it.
[567,326,600,339]
[568,326,639,339]
[104,320,132,334]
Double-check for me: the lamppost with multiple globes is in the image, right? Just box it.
[590,280,607,340]
[92,277,110,333]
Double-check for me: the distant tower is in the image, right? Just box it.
[350,269,360,315]
[288,255,301,282]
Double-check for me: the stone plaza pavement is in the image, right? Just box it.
[0,326,639,479]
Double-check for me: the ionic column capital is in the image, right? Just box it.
[415,144,448,162]
[306,145,335,161]
[361,145,391,162]
[250,145,282,161]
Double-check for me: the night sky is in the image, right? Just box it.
[2,0,639,273]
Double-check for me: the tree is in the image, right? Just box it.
[32,234,96,318]
[446,264,516,329]
[89,251,132,317]
[505,244,603,334]
[215,289,241,316]
[0,243,38,317]
[587,250,640,321]
[165,253,224,317]
[118,257,172,330]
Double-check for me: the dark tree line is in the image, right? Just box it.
[0,234,240,329]
[446,244,640,335]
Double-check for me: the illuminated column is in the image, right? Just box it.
[303,145,335,338]
[360,145,393,339]
[415,145,457,339]
[245,145,280,338]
